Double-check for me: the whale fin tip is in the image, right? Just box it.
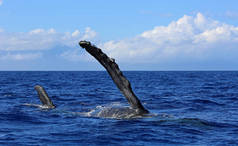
[34,85,55,109]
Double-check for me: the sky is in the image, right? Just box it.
[1,0,238,71]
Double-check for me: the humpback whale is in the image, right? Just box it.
[79,41,149,115]
[31,41,149,118]
[34,85,55,109]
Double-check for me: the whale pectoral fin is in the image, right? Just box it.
[34,85,55,109]
[79,41,149,114]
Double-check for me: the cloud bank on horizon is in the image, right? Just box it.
[102,13,238,64]
[0,13,238,70]
[0,27,97,61]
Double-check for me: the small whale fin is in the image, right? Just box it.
[34,85,55,109]
[79,41,149,114]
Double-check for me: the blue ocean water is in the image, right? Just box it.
[0,71,238,145]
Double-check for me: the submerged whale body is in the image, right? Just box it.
[93,106,151,119]
[33,85,147,118]
[32,41,149,118]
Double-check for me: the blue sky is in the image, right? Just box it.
[1,0,238,70]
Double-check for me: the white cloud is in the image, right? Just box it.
[29,29,46,35]
[60,49,92,62]
[0,0,2,6]
[0,53,42,61]
[0,27,97,61]
[1,13,238,69]
[81,27,97,40]
[0,27,97,51]
[101,13,238,64]
[71,30,80,37]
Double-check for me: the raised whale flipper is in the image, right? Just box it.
[34,85,55,109]
[79,41,149,114]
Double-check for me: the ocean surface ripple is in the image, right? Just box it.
[0,71,238,145]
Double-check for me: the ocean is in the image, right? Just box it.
[0,71,238,145]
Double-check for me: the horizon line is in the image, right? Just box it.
[1,70,238,72]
